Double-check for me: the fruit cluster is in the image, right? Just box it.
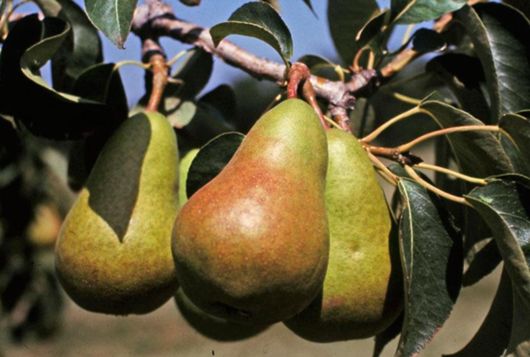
[55,99,402,342]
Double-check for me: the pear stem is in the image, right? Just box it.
[397,125,500,152]
[404,165,471,206]
[361,106,421,143]
[414,163,487,186]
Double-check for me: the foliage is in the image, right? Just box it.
[0,0,529,355]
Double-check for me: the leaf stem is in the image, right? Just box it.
[361,106,421,143]
[404,165,470,206]
[366,150,398,185]
[414,163,487,185]
[398,125,500,152]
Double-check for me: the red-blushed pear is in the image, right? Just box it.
[284,128,402,341]
[172,98,329,325]
[55,111,179,315]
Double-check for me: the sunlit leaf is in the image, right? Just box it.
[84,0,138,48]
[392,0,466,24]
[210,1,293,65]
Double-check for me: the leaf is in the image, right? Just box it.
[35,0,103,91]
[301,0,314,13]
[419,100,513,177]
[462,238,501,286]
[164,100,195,129]
[396,178,463,357]
[465,179,530,302]
[499,113,530,176]
[446,269,513,357]
[426,54,490,121]
[453,4,530,121]
[84,0,137,48]
[297,54,341,80]
[210,1,293,65]
[327,0,379,64]
[179,0,200,5]
[169,48,213,100]
[410,28,446,53]
[186,132,244,198]
[503,0,530,19]
[0,15,116,139]
[392,0,467,24]
[373,312,404,357]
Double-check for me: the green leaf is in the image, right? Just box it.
[302,0,314,13]
[35,0,103,91]
[0,15,116,139]
[186,132,244,198]
[169,48,213,100]
[446,269,513,357]
[327,0,379,64]
[503,0,530,18]
[166,100,196,129]
[392,0,467,24]
[462,239,501,286]
[84,0,137,48]
[396,178,462,357]
[426,54,490,121]
[465,179,530,298]
[419,100,513,177]
[410,28,446,53]
[210,1,293,65]
[465,178,530,354]
[297,54,341,80]
[499,113,530,176]
[453,4,530,121]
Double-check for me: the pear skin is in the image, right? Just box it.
[175,288,268,341]
[172,98,329,325]
[55,111,179,315]
[285,128,402,341]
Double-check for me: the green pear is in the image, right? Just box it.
[172,98,329,325]
[175,288,268,341]
[55,111,180,315]
[178,148,199,207]
[285,128,402,341]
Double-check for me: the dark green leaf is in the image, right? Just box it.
[462,238,501,286]
[410,28,446,53]
[419,100,513,177]
[210,2,293,64]
[0,16,115,139]
[392,0,467,24]
[356,9,391,49]
[396,178,462,357]
[327,0,379,64]
[200,84,237,122]
[446,269,513,357]
[169,48,213,100]
[84,0,137,48]
[499,113,530,176]
[465,179,530,301]
[503,0,530,21]
[186,132,244,197]
[426,54,490,121]
[35,0,103,91]
[453,4,530,121]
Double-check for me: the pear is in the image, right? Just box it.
[55,111,179,315]
[172,98,329,325]
[175,288,268,341]
[285,128,402,341]
[178,148,199,207]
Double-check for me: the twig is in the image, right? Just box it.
[132,2,374,112]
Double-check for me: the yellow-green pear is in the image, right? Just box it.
[175,288,268,341]
[285,128,402,341]
[172,98,329,325]
[178,148,199,206]
[55,111,180,315]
